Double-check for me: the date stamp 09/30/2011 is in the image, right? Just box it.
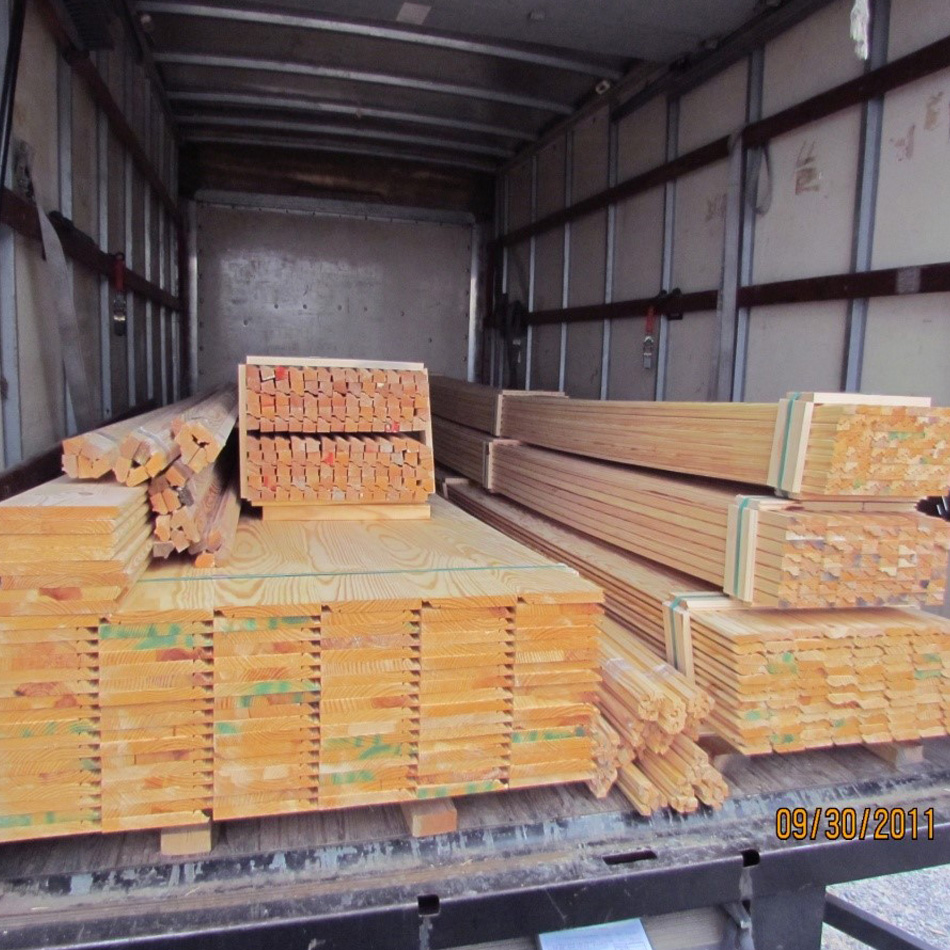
[775,806,936,841]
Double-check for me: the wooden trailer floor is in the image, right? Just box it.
[1,739,950,949]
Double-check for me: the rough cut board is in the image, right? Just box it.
[429,376,563,436]
[499,392,950,500]
[491,442,950,610]
[0,497,604,841]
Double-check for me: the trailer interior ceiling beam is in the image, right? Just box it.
[136,1,624,79]
[178,114,514,159]
[168,90,537,142]
[154,52,576,115]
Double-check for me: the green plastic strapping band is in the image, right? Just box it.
[731,496,752,598]
[666,595,686,670]
[775,391,802,497]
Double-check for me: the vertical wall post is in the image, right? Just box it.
[158,206,167,403]
[844,0,889,392]
[58,53,76,433]
[600,120,619,400]
[96,52,112,420]
[525,153,538,389]
[123,58,135,403]
[494,175,509,388]
[143,93,154,401]
[187,200,199,395]
[732,47,765,402]
[558,133,573,393]
[655,97,679,401]
[467,222,480,383]
[0,0,21,465]
[171,225,180,401]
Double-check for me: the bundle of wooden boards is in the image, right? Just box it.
[428,376,561,492]
[490,443,950,610]
[499,392,950,500]
[239,359,435,516]
[444,483,728,811]
[445,435,950,756]
[0,497,609,841]
[60,386,240,567]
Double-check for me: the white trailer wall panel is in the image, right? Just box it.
[668,62,746,401]
[12,4,65,456]
[565,108,609,398]
[744,0,861,400]
[609,96,667,400]
[530,138,567,390]
[194,202,475,389]
[862,0,950,404]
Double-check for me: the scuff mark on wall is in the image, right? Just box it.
[795,140,821,194]
[890,124,916,161]
[924,91,944,131]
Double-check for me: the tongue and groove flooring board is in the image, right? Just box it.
[97,619,214,833]
[490,443,950,609]
[0,618,101,841]
[682,607,950,755]
[446,482,717,655]
[498,392,950,500]
[428,376,564,436]
[0,498,603,840]
[0,478,152,617]
[240,359,435,516]
[431,416,516,490]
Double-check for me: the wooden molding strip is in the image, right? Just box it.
[1,188,182,312]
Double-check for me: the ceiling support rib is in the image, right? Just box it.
[137,1,623,79]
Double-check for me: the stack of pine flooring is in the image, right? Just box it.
[0,496,606,841]
[499,392,950,499]
[240,359,435,513]
[0,478,151,616]
[490,443,950,610]
[428,376,561,491]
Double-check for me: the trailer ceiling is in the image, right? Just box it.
[136,0,761,177]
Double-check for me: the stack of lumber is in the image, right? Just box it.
[447,461,950,758]
[244,433,434,504]
[490,443,950,609]
[0,478,151,616]
[446,481,715,655]
[0,497,606,842]
[431,416,515,491]
[0,616,100,840]
[680,607,950,754]
[172,386,239,475]
[151,448,237,559]
[244,363,430,433]
[499,392,950,500]
[213,614,319,820]
[239,359,435,515]
[60,386,240,568]
[599,618,725,814]
[427,377,563,490]
[98,611,214,832]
